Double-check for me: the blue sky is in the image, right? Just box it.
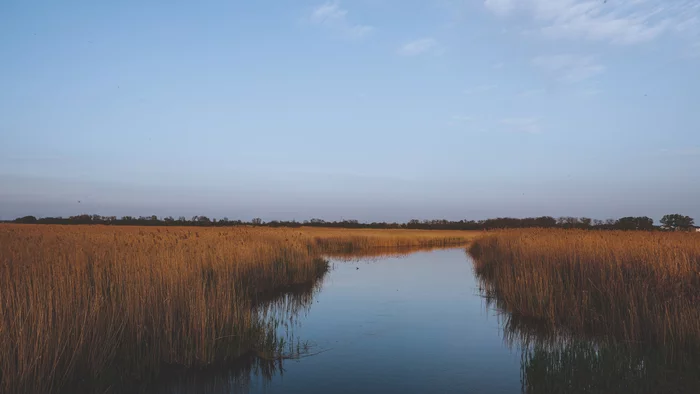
[1,0,699,222]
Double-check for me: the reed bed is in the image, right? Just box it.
[303,227,479,254]
[469,229,700,349]
[0,224,474,393]
[497,307,700,393]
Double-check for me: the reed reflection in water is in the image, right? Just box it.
[488,291,700,394]
[121,270,328,394]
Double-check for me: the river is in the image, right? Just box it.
[148,247,700,394]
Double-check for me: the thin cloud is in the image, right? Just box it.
[532,54,605,82]
[452,115,474,121]
[447,115,474,127]
[397,38,439,56]
[579,88,603,97]
[309,1,374,39]
[519,88,546,97]
[484,0,699,46]
[660,147,700,156]
[463,84,497,95]
[484,0,515,17]
[686,40,700,58]
[500,117,542,134]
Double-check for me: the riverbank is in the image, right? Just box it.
[469,229,700,347]
[0,224,478,393]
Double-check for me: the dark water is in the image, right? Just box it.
[152,248,700,394]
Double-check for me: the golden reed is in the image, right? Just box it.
[469,229,700,348]
[0,224,476,393]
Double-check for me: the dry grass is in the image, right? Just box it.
[469,229,700,348]
[0,224,475,393]
[301,227,480,254]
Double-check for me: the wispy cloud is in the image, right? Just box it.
[447,114,475,127]
[532,54,605,82]
[686,40,700,58]
[452,115,474,121]
[397,38,440,56]
[484,0,699,45]
[500,117,542,134]
[492,62,505,69]
[484,0,515,17]
[309,1,373,39]
[463,84,497,95]
[579,87,603,97]
[518,88,546,97]
[660,147,700,156]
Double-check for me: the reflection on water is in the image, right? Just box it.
[323,245,454,261]
[145,248,700,394]
[484,274,700,394]
[120,272,326,394]
[145,354,282,394]
[519,339,700,394]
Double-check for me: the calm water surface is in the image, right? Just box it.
[243,248,522,394]
[153,247,700,394]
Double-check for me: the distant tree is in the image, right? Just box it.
[70,214,92,224]
[536,216,557,228]
[197,216,211,225]
[660,214,695,231]
[14,215,37,224]
[556,217,580,229]
[407,219,421,229]
[615,216,654,231]
[9,212,684,231]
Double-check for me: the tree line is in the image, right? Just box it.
[7,213,697,231]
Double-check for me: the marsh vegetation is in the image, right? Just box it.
[500,311,700,394]
[0,225,475,393]
[472,229,700,393]
[4,225,700,393]
[469,230,700,347]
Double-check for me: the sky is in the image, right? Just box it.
[1,0,699,222]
